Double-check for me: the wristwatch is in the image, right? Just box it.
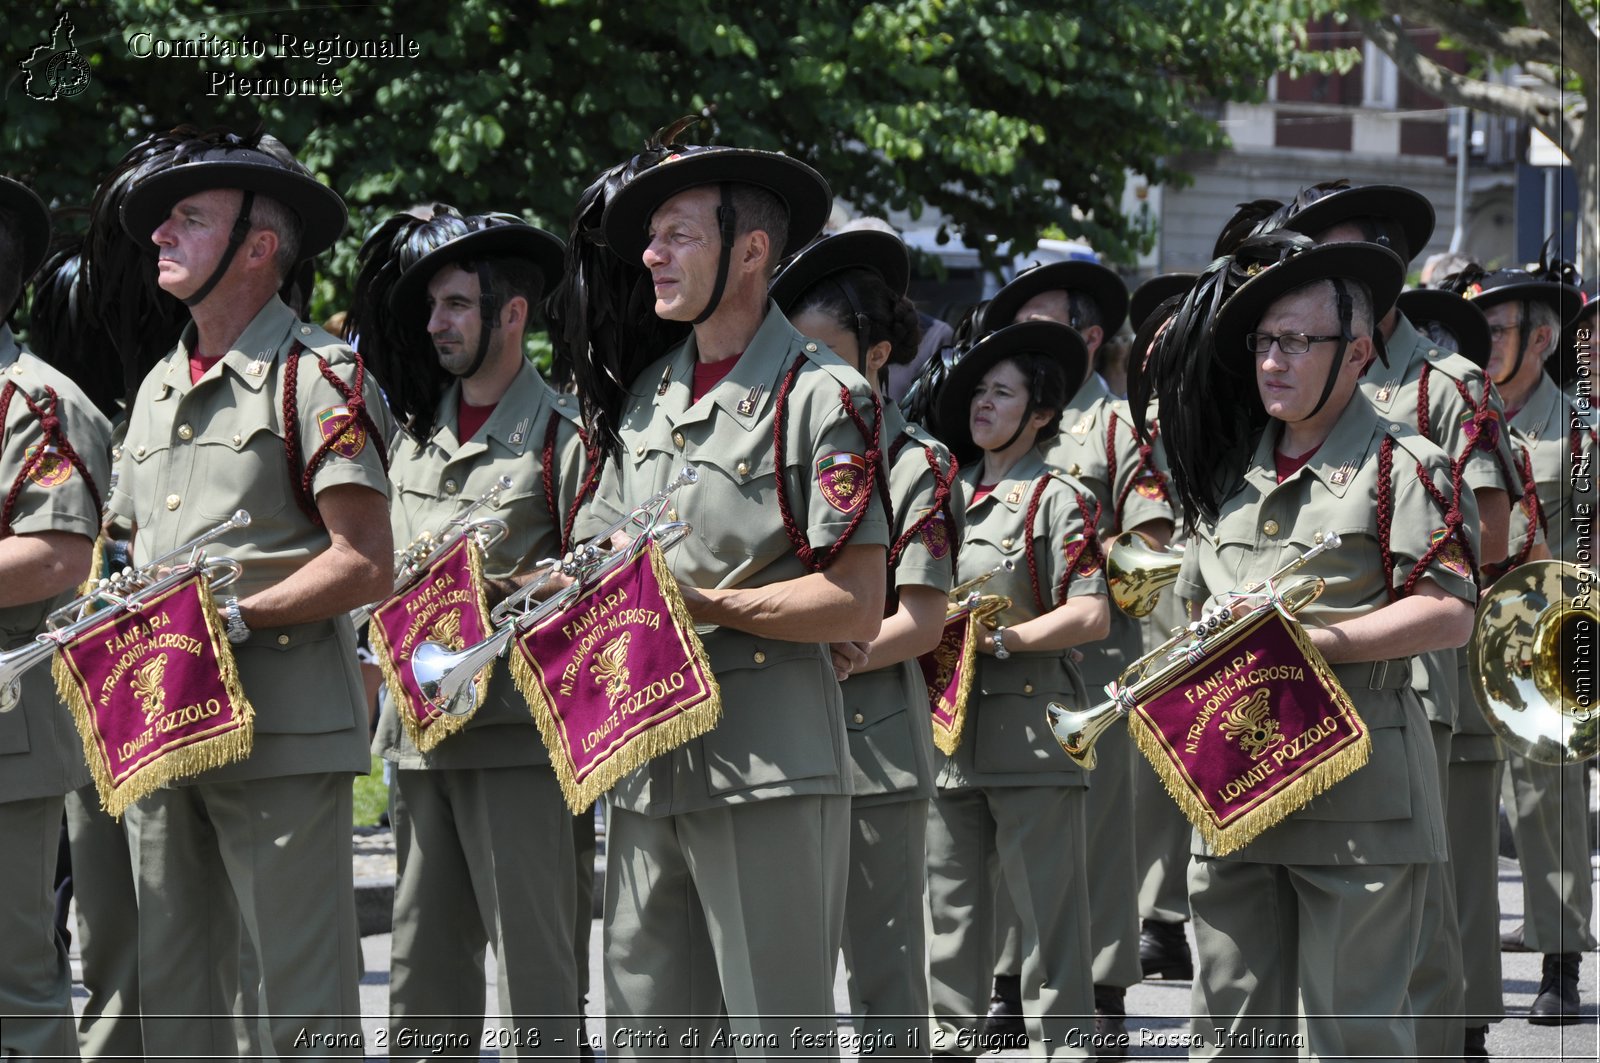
[221,597,250,645]
[991,625,1011,660]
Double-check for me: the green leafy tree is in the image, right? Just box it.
[1353,0,1599,273]
[6,0,1341,318]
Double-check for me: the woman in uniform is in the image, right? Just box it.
[771,227,958,1054]
[922,320,1109,1059]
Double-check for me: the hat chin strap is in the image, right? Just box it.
[1289,278,1353,424]
[448,261,501,380]
[1496,299,1533,386]
[690,184,737,326]
[182,191,255,308]
[985,364,1043,453]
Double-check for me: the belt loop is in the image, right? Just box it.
[1369,659,1390,689]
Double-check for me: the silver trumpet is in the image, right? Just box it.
[1,510,252,712]
[411,466,699,717]
[349,475,514,628]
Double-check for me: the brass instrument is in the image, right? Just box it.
[411,466,700,716]
[349,475,514,628]
[1108,531,1183,618]
[947,559,1015,625]
[1048,531,1341,769]
[1,510,252,712]
[1469,560,1597,765]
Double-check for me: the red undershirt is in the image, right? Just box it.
[189,353,223,384]
[457,396,497,442]
[1274,444,1321,484]
[971,483,997,505]
[691,355,741,402]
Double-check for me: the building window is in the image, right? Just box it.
[1363,41,1398,108]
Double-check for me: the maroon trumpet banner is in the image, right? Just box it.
[511,544,721,812]
[1128,608,1369,855]
[55,573,254,817]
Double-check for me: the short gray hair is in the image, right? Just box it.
[250,194,302,278]
[1528,299,1563,360]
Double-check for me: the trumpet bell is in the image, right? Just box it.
[410,640,482,718]
[1470,560,1598,765]
[1109,532,1182,619]
[1046,698,1126,771]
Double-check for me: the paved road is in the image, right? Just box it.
[71,853,1596,1060]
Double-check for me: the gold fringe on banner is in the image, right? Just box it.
[1127,613,1370,857]
[370,538,492,753]
[513,542,722,814]
[54,576,256,819]
[931,615,980,756]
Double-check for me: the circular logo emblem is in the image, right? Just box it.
[46,50,91,98]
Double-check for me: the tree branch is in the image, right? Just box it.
[1522,0,1600,84]
[1359,12,1572,147]
[1382,0,1564,67]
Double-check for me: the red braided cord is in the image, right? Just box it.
[886,441,959,570]
[541,414,561,541]
[1103,409,1119,515]
[1022,476,1051,613]
[1415,362,1432,441]
[1376,435,1398,602]
[285,344,390,527]
[1405,455,1472,595]
[771,356,883,573]
[0,383,103,536]
[1056,492,1106,607]
[563,428,606,556]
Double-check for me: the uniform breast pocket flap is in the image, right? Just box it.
[195,424,289,521]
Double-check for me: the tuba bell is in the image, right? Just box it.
[1468,560,1597,765]
[1108,531,1183,618]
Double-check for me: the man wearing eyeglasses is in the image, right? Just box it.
[1280,181,1517,1060]
[1154,238,1478,1059]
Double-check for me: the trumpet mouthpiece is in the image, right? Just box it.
[232,510,252,527]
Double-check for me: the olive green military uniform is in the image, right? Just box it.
[1498,375,1597,956]
[1176,397,1477,1060]
[109,296,391,1060]
[0,326,112,1060]
[1361,315,1518,1055]
[576,305,889,1058]
[1030,379,1161,992]
[1124,423,1196,932]
[372,359,588,1058]
[926,449,1102,1059]
[839,403,958,1048]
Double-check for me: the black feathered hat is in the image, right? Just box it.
[934,321,1088,463]
[1279,180,1436,263]
[981,260,1128,338]
[770,229,910,311]
[0,176,51,286]
[1129,273,1196,334]
[1395,288,1491,368]
[601,145,831,264]
[1212,241,1406,374]
[120,137,345,256]
[390,218,565,323]
[1451,267,1583,325]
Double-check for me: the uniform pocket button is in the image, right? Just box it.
[1023,682,1034,694]
[176,424,194,441]
[852,713,865,724]
[752,650,766,664]
[672,431,685,449]
[277,634,291,646]
[165,494,181,510]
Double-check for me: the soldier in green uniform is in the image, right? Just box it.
[1276,181,1518,1059]
[1451,263,1594,1028]
[350,206,590,1058]
[0,175,114,1061]
[564,140,889,1057]
[979,261,1169,1049]
[109,131,393,1059]
[922,320,1108,1059]
[773,227,960,1055]
[1149,236,1478,1059]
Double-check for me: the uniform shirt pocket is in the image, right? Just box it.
[700,636,840,796]
[194,424,290,522]
[971,654,1082,774]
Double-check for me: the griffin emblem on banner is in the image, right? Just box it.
[590,631,633,708]
[1220,688,1283,759]
[133,654,169,725]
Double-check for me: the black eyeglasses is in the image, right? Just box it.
[1243,332,1343,355]
[1487,321,1523,340]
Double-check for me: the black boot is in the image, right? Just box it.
[1462,1024,1488,1060]
[1528,953,1581,1025]
[1139,918,1194,980]
[1500,923,1530,952]
[1093,985,1128,1059]
[983,974,1025,1045]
